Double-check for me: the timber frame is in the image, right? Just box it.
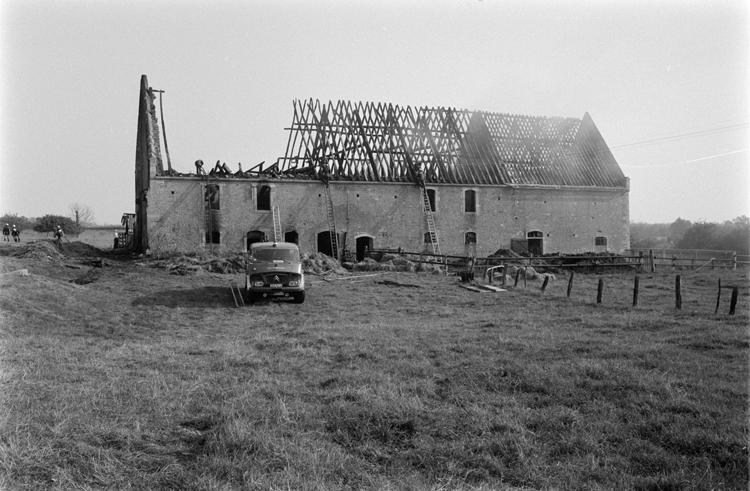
[271,99,627,189]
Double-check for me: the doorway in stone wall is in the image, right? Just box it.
[246,230,266,250]
[284,230,299,244]
[527,230,544,255]
[356,236,374,262]
[317,231,339,258]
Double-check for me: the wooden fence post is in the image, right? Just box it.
[501,265,507,287]
[675,275,682,309]
[729,287,738,315]
[715,279,721,314]
[541,275,550,292]
[638,251,643,271]
[567,271,575,298]
[649,250,655,273]
[514,268,521,287]
[597,278,604,304]
[633,276,640,307]
[733,252,737,270]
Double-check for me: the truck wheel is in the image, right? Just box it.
[292,291,305,304]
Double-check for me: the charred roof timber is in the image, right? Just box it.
[275,99,627,188]
[153,95,626,189]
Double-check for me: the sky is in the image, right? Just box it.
[1,0,748,226]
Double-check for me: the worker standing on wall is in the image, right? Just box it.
[11,225,20,242]
[2,223,9,241]
[319,161,331,185]
[114,230,120,250]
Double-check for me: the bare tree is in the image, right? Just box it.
[69,203,95,237]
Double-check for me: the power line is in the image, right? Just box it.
[620,148,748,169]
[609,116,750,148]
[610,122,750,150]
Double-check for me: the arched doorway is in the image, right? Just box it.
[246,230,266,250]
[355,236,373,262]
[317,231,339,258]
[527,230,543,255]
[284,230,299,244]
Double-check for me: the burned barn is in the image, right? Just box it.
[134,75,629,259]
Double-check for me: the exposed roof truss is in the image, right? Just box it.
[276,99,627,188]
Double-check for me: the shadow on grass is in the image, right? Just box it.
[132,286,238,308]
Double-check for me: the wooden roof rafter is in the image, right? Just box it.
[274,99,627,189]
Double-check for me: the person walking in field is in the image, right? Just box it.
[2,223,9,241]
[11,225,20,243]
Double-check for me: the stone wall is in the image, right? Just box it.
[145,177,629,257]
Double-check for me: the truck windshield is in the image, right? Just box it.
[252,248,300,263]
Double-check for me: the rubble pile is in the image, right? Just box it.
[153,254,246,275]
[351,253,442,274]
[302,253,347,275]
[13,241,64,261]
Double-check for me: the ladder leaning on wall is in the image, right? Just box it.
[421,185,441,256]
[272,205,282,242]
[202,172,214,254]
[323,183,339,260]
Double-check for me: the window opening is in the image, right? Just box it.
[594,236,607,252]
[465,232,477,244]
[257,185,271,211]
[464,190,476,213]
[426,189,436,212]
[205,184,221,244]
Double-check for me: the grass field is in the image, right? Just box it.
[0,236,747,490]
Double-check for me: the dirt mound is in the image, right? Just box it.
[154,254,246,275]
[59,241,105,258]
[302,253,347,274]
[14,241,65,261]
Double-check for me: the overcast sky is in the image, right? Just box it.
[1,0,747,225]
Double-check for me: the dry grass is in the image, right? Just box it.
[0,239,747,490]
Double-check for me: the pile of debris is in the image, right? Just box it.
[350,253,442,274]
[302,253,347,275]
[150,254,247,275]
[12,241,65,261]
[504,265,556,282]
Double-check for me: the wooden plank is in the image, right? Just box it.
[476,284,506,292]
[458,283,490,293]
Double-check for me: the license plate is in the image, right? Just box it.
[270,283,283,288]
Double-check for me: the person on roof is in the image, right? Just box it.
[11,225,20,242]
[2,223,9,241]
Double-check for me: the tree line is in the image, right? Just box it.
[631,216,749,256]
[1,203,95,237]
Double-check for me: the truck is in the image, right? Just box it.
[245,241,305,303]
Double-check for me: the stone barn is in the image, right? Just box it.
[134,75,629,259]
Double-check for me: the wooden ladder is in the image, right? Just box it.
[230,280,245,307]
[202,173,214,254]
[272,205,282,242]
[324,184,339,260]
[422,186,441,256]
